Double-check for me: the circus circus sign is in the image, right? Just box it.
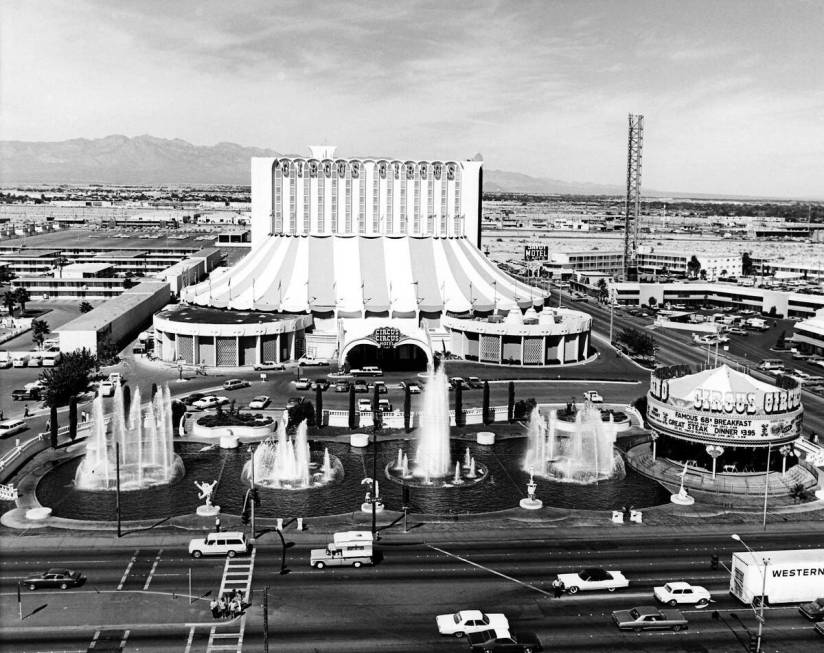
[647,395,802,445]
[370,327,402,349]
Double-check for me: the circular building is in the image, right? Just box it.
[154,147,592,370]
[646,364,803,473]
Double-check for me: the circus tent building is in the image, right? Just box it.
[153,146,592,370]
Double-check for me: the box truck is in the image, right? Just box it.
[730,549,824,605]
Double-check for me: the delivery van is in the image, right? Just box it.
[730,549,824,605]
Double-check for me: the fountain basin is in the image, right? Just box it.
[26,507,52,521]
[192,422,274,439]
[519,498,543,510]
[220,435,239,449]
[360,501,384,513]
[476,432,495,445]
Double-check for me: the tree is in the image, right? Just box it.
[742,252,754,276]
[687,255,701,279]
[31,319,50,349]
[616,327,655,357]
[39,349,99,407]
[53,255,70,279]
[2,290,16,314]
[315,385,323,427]
[0,265,15,286]
[97,334,120,365]
[14,287,30,312]
[647,296,657,308]
[699,269,707,281]
[454,384,464,427]
[775,330,787,350]
[597,278,609,304]
[507,381,515,423]
[403,386,411,432]
[123,277,135,290]
[348,385,356,429]
[482,381,491,424]
[79,301,93,314]
[288,400,315,429]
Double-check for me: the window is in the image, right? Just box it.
[345,166,352,233]
[273,163,283,233]
[303,169,310,233]
[400,167,407,235]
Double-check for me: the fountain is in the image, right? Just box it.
[413,365,452,480]
[74,385,185,491]
[523,405,625,484]
[244,413,342,489]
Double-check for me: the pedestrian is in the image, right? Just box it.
[209,598,220,619]
[214,516,221,532]
[0,409,4,421]
[230,598,241,618]
[552,577,565,598]
[24,405,30,417]
[217,596,227,619]
[233,588,244,607]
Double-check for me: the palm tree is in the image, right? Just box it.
[79,301,93,314]
[53,255,70,279]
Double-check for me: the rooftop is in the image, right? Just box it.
[0,229,216,252]
[157,305,296,325]
[57,281,169,332]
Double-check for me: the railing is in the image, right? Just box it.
[0,483,18,501]
[0,423,91,478]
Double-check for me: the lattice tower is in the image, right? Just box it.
[623,114,644,279]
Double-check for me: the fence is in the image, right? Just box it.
[323,405,509,429]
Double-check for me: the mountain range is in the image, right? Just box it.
[0,134,750,198]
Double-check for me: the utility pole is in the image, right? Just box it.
[263,586,269,653]
[732,534,768,653]
[115,442,121,538]
[248,445,256,542]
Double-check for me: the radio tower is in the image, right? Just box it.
[622,114,644,280]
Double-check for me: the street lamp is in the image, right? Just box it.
[731,533,768,653]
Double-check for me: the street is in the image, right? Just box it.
[1,529,822,651]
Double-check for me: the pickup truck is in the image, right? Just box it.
[583,390,603,403]
[12,388,41,401]
[612,606,688,632]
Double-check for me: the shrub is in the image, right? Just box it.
[513,398,537,420]
[196,412,273,428]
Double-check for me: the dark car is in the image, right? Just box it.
[181,393,205,406]
[286,397,303,409]
[24,568,85,591]
[612,606,688,632]
[313,379,330,391]
[334,381,350,393]
[12,388,40,401]
[799,598,824,621]
[466,629,542,653]
[353,380,368,393]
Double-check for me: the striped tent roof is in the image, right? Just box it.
[183,235,545,315]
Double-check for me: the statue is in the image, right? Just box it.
[194,480,221,516]
[519,468,543,510]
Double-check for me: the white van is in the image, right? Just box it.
[759,359,785,371]
[0,419,28,439]
[188,531,250,558]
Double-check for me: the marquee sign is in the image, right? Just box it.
[370,326,402,349]
[647,395,802,445]
[524,245,549,262]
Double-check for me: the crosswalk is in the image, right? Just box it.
[204,549,256,653]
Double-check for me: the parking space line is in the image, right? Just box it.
[117,550,139,591]
[143,549,163,590]
[184,625,196,653]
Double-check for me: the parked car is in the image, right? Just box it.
[294,378,313,390]
[12,388,40,401]
[354,380,368,393]
[286,397,303,409]
[377,399,393,412]
[466,629,542,652]
[450,377,469,390]
[254,361,285,371]
[248,395,271,409]
[358,398,373,411]
[23,568,85,591]
[222,378,250,391]
[467,377,484,389]
[436,610,509,638]
[188,531,250,558]
[583,390,604,403]
[799,597,824,621]
[370,381,387,394]
[557,568,629,594]
[312,379,330,391]
[611,606,688,632]
[334,381,350,393]
[400,381,422,394]
[654,582,711,607]
[298,356,330,367]
[182,393,206,406]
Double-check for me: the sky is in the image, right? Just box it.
[1,0,822,198]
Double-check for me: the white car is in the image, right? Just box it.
[583,390,604,403]
[298,356,330,367]
[253,361,285,371]
[98,381,115,397]
[654,582,711,607]
[557,568,629,594]
[358,398,372,411]
[294,378,313,390]
[249,395,271,409]
[436,610,509,638]
[193,395,229,410]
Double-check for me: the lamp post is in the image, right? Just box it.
[731,534,768,653]
[762,444,771,531]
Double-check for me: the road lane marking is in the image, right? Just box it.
[184,626,196,653]
[427,545,553,597]
[142,549,163,590]
[88,630,100,649]
[117,550,139,591]
[120,629,130,648]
